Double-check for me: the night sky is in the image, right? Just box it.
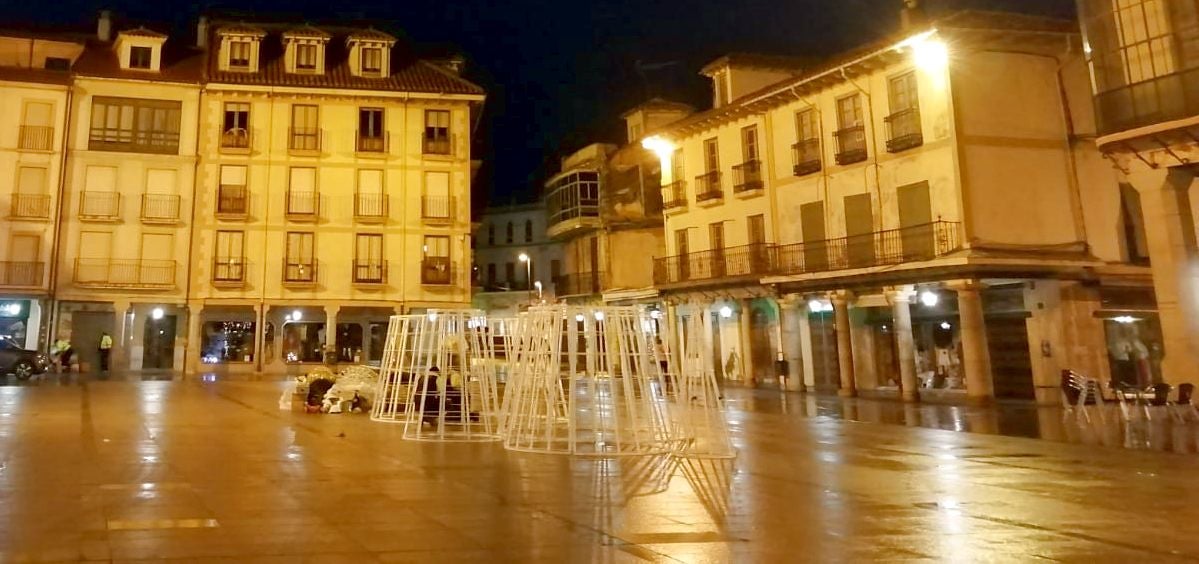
[1,0,1075,209]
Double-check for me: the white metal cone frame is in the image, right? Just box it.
[669,310,735,459]
[370,310,504,441]
[499,305,676,456]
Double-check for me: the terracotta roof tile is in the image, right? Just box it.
[0,66,72,85]
[347,28,397,43]
[282,25,332,40]
[217,24,267,37]
[119,26,168,39]
[73,39,204,83]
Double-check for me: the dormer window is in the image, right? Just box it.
[296,44,317,70]
[228,40,251,68]
[361,47,383,74]
[130,46,152,69]
[347,29,396,78]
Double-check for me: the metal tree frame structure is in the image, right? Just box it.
[370,310,504,441]
[669,309,735,459]
[500,305,674,456]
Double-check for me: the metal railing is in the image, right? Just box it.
[554,271,605,296]
[695,171,722,203]
[79,191,121,220]
[353,260,386,284]
[884,108,923,153]
[421,195,453,221]
[220,127,250,150]
[212,259,245,283]
[141,194,181,222]
[18,125,53,151]
[356,132,387,153]
[1094,67,1199,137]
[0,261,43,286]
[10,194,50,219]
[792,138,821,176]
[423,135,452,155]
[773,220,962,276]
[355,193,388,220]
[732,160,763,193]
[662,180,687,210]
[834,125,867,165]
[283,259,317,284]
[653,243,775,286]
[74,259,175,288]
[217,185,248,216]
[421,257,452,285]
[286,190,318,219]
[288,127,321,152]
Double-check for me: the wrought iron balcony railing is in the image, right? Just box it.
[356,132,387,153]
[285,190,319,220]
[0,261,43,287]
[653,243,775,286]
[220,127,250,151]
[79,191,120,220]
[353,260,386,285]
[884,108,923,153]
[834,125,868,165]
[212,259,246,284]
[18,125,53,151]
[217,185,248,217]
[74,259,175,288]
[773,220,962,276]
[354,193,388,221]
[283,259,317,284]
[422,134,452,156]
[694,171,722,203]
[141,194,181,223]
[732,160,763,193]
[662,180,687,210]
[792,138,822,176]
[421,257,453,285]
[10,194,50,219]
[421,195,454,222]
[288,127,321,152]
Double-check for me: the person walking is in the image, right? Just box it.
[99,332,113,372]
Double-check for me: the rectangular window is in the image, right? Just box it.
[835,94,867,164]
[423,110,451,154]
[423,235,452,285]
[709,222,725,250]
[671,148,685,183]
[675,229,689,256]
[886,72,923,152]
[222,102,250,148]
[487,263,497,286]
[358,108,385,152]
[748,214,766,245]
[703,138,719,172]
[17,167,47,194]
[214,230,245,281]
[296,44,317,70]
[228,41,251,68]
[88,97,181,154]
[355,169,385,218]
[129,46,152,69]
[422,171,451,219]
[354,233,384,283]
[287,167,318,217]
[284,232,315,282]
[741,125,759,162]
[487,224,495,245]
[44,57,69,71]
[361,47,383,73]
[525,220,534,242]
[505,262,515,284]
[837,95,864,128]
[550,259,561,280]
[218,165,248,215]
[889,72,919,112]
[290,104,319,151]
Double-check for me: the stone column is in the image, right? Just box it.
[1128,167,1199,384]
[738,298,756,385]
[111,299,131,372]
[888,287,920,402]
[831,292,856,397]
[950,280,994,403]
[324,305,340,362]
[665,301,681,370]
[254,303,266,373]
[797,304,816,391]
[779,294,804,391]
[184,302,203,375]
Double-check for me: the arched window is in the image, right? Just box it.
[506,221,514,244]
[525,219,534,242]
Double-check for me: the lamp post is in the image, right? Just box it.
[518,253,532,303]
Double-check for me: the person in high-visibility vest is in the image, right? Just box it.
[99,332,113,372]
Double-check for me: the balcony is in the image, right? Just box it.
[10,194,50,220]
[773,221,962,276]
[212,259,246,286]
[288,128,321,154]
[356,132,387,154]
[354,193,388,222]
[74,259,175,289]
[834,125,868,165]
[216,185,248,218]
[79,191,121,221]
[792,138,822,176]
[0,261,44,287]
[422,134,452,156]
[545,170,600,239]
[732,160,763,194]
[695,171,722,203]
[140,194,181,224]
[654,243,775,286]
[421,257,452,285]
[220,127,250,152]
[554,271,605,297]
[283,259,317,286]
[353,260,386,285]
[662,180,687,211]
[1093,67,1199,137]
[285,190,319,221]
[421,195,454,224]
[884,108,923,153]
[18,125,53,151]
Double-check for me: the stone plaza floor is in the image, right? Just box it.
[3,374,1199,562]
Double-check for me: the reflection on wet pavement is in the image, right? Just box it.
[3,376,1199,561]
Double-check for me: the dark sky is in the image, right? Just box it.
[1,0,1075,209]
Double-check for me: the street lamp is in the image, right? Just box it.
[518,253,532,303]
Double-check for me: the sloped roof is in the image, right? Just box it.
[281,25,332,40]
[217,23,267,37]
[206,23,483,95]
[620,97,695,118]
[0,66,73,86]
[347,28,397,43]
[73,38,205,83]
[119,26,168,39]
[700,52,813,76]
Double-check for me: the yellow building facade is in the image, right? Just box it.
[648,11,1145,404]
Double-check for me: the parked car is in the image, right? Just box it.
[0,337,49,380]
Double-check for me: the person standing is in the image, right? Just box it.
[99,332,113,372]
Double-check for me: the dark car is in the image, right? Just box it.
[0,337,49,380]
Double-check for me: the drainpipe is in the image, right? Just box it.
[841,68,884,233]
[45,86,74,353]
[257,92,276,373]
[182,86,203,374]
[789,86,832,245]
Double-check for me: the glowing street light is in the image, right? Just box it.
[718,306,733,319]
[641,135,677,183]
[518,253,533,303]
[920,291,939,307]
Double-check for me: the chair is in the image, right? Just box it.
[1169,383,1198,423]
[1061,370,1104,425]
